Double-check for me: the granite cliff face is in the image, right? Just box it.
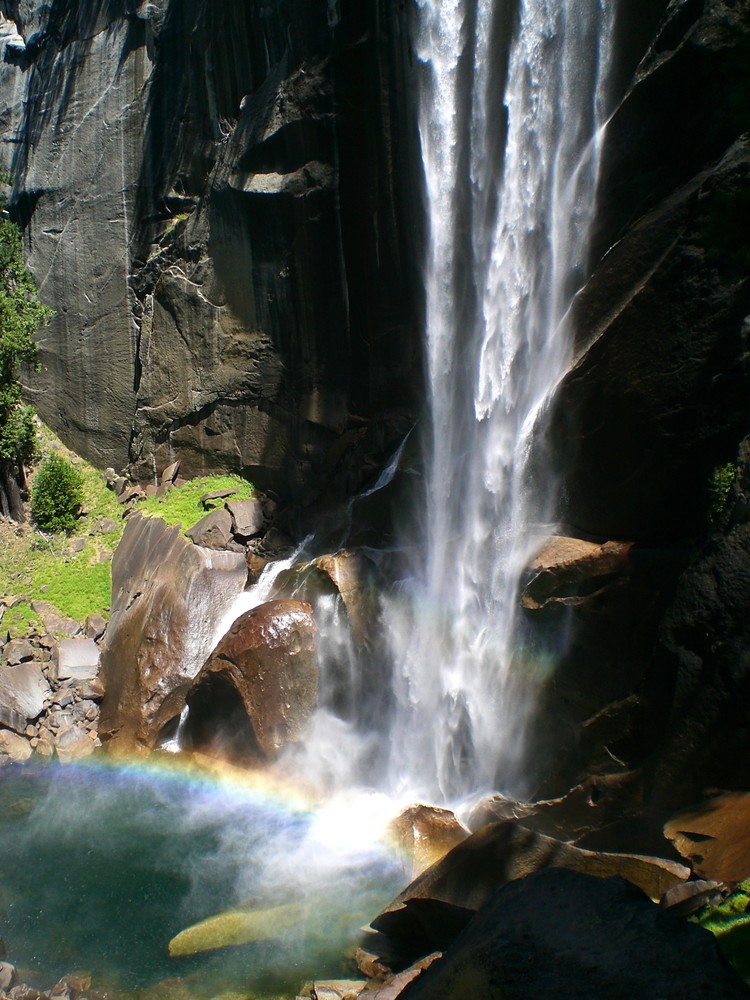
[527,0,750,804]
[0,0,423,497]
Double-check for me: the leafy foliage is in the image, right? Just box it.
[0,216,51,465]
[707,462,736,525]
[690,879,750,980]
[31,453,84,532]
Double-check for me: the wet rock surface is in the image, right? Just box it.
[184,599,318,764]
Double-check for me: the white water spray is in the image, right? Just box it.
[383,0,616,802]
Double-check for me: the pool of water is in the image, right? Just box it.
[0,757,404,998]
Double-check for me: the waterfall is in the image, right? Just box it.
[382,0,615,802]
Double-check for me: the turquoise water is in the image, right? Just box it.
[0,759,403,998]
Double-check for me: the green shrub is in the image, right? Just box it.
[32,453,84,532]
[707,462,736,525]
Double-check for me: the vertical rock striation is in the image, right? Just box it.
[0,0,423,497]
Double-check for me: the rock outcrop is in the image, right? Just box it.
[183,599,317,764]
[0,0,423,502]
[98,513,247,751]
[393,868,750,1000]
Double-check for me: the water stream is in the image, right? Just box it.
[382,0,616,802]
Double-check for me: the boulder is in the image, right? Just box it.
[226,498,264,539]
[161,460,180,485]
[389,805,470,879]
[2,638,35,665]
[521,537,634,611]
[54,727,96,764]
[0,730,33,764]
[53,638,100,682]
[394,869,750,1000]
[0,664,50,731]
[185,508,235,550]
[0,961,15,992]
[664,793,750,884]
[371,821,688,962]
[85,614,107,641]
[183,600,317,763]
[99,514,247,752]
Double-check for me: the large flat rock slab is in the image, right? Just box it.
[54,637,101,682]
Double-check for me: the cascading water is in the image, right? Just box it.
[383,0,616,802]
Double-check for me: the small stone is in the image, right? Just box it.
[117,485,145,505]
[2,638,35,664]
[69,537,86,554]
[35,738,55,759]
[0,961,16,992]
[200,488,237,509]
[31,601,82,638]
[24,724,36,738]
[112,476,128,496]
[73,676,105,700]
[92,517,118,535]
[161,460,180,485]
[0,731,32,763]
[85,613,107,641]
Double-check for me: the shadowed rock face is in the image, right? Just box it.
[394,869,750,1000]
[0,0,424,497]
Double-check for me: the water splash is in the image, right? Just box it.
[383,0,616,802]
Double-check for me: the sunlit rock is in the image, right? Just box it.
[30,601,82,638]
[0,663,50,732]
[371,821,689,965]
[521,536,633,611]
[389,804,469,879]
[53,637,100,682]
[184,508,236,550]
[0,729,32,763]
[99,514,247,753]
[183,599,317,764]
[664,793,750,884]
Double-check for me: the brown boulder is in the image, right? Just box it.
[185,508,235,550]
[99,514,247,752]
[183,599,317,764]
[664,792,750,883]
[521,536,634,611]
[372,821,688,962]
[389,805,470,879]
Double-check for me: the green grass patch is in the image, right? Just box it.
[690,879,750,979]
[141,474,254,532]
[1,425,255,636]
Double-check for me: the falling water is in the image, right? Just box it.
[383,0,616,802]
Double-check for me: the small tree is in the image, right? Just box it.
[32,453,83,532]
[0,212,53,520]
